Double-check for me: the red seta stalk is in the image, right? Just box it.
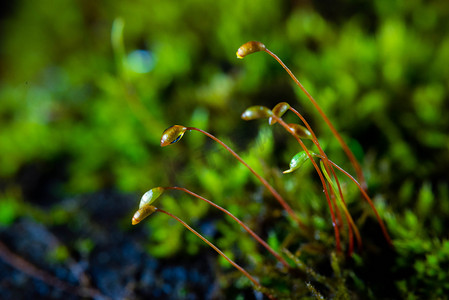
[287,107,360,253]
[185,127,306,231]
[269,115,342,252]
[165,186,290,268]
[237,41,386,251]
[263,48,368,192]
[313,156,392,247]
[155,207,276,300]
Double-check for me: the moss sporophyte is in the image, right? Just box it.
[132,41,392,298]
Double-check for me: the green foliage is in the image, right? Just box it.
[1,0,449,298]
[395,239,449,298]
[47,245,70,263]
[144,194,210,258]
[0,196,19,226]
[74,238,95,257]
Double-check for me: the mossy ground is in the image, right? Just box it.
[1,0,449,298]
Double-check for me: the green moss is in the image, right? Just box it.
[47,245,70,263]
[1,0,449,298]
[0,197,19,226]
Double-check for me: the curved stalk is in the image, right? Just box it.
[320,161,362,252]
[263,48,367,191]
[186,127,306,230]
[287,106,355,252]
[166,186,290,268]
[287,108,343,220]
[155,208,276,300]
[314,155,392,246]
[269,116,341,252]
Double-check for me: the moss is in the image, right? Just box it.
[1,0,449,298]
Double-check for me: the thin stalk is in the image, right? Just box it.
[166,186,290,268]
[288,106,355,251]
[288,107,345,228]
[185,127,306,230]
[263,48,367,191]
[155,208,276,300]
[270,116,341,252]
[314,155,392,246]
[320,161,362,253]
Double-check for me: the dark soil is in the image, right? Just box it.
[0,191,235,300]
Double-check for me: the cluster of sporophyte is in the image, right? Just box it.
[131,41,392,299]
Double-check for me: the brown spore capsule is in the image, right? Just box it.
[269,102,290,125]
[241,106,273,120]
[287,123,312,139]
[132,205,157,225]
[236,41,266,59]
[160,125,188,147]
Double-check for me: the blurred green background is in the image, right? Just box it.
[1,0,449,299]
